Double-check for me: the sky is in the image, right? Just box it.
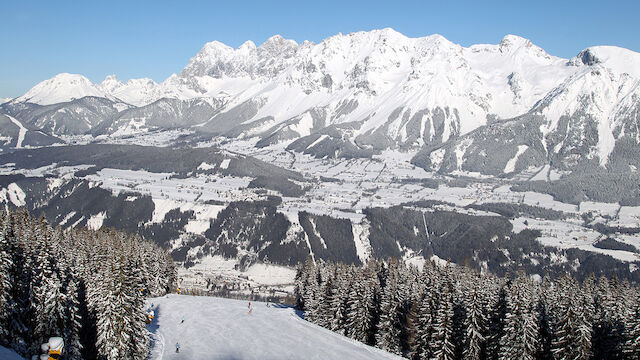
[1,0,639,98]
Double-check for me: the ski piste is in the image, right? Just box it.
[146,294,401,359]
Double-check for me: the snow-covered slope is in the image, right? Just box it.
[413,43,640,175]
[147,295,400,360]
[12,73,111,105]
[0,345,24,360]
[9,29,640,167]
[98,75,162,106]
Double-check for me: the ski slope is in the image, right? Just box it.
[146,294,401,360]
[0,345,24,360]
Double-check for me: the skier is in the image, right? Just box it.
[175,342,180,353]
[181,316,185,324]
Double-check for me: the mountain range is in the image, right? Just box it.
[1,28,638,178]
[1,29,640,283]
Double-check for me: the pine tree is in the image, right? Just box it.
[414,286,436,360]
[0,212,14,344]
[62,271,83,360]
[498,272,538,360]
[346,265,378,344]
[430,281,456,360]
[626,300,640,359]
[376,261,403,355]
[329,265,351,335]
[463,283,487,360]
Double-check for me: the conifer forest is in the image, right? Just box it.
[0,209,176,359]
[295,258,640,360]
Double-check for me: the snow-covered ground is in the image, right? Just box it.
[0,345,24,360]
[146,294,401,360]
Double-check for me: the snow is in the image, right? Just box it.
[307,134,328,149]
[86,212,106,230]
[583,46,640,79]
[578,201,619,217]
[0,345,23,360]
[146,295,401,360]
[429,148,446,171]
[14,73,110,105]
[0,183,27,207]
[504,145,528,173]
[352,221,372,262]
[219,158,231,169]
[6,115,27,148]
[197,162,216,171]
[530,165,550,181]
[59,211,76,226]
[243,263,297,285]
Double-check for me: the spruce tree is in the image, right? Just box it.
[463,283,487,360]
[376,261,403,355]
[430,281,456,360]
[0,212,14,344]
[498,272,538,360]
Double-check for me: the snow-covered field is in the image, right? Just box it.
[146,294,400,360]
[0,345,23,360]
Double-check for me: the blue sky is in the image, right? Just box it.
[1,0,639,98]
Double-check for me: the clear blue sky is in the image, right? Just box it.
[1,0,639,98]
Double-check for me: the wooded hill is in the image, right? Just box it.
[0,209,176,359]
[296,258,640,359]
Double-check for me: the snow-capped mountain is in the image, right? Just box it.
[12,73,113,105]
[413,45,640,176]
[98,75,162,107]
[4,29,639,174]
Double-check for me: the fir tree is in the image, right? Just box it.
[376,261,403,355]
[498,272,538,360]
[463,283,487,360]
[430,281,456,360]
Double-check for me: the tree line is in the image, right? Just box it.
[295,257,640,359]
[0,209,176,359]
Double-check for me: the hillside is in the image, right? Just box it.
[0,346,23,360]
[146,294,400,360]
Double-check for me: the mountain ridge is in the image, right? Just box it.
[2,29,639,178]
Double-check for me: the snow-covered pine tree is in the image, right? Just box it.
[294,257,313,310]
[0,211,14,344]
[62,270,83,360]
[376,260,403,355]
[314,270,335,328]
[33,224,67,351]
[430,281,456,360]
[404,298,420,359]
[463,282,487,360]
[498,272,538,360]
[414,284,436,360]
[123,252,150,360]
[346,264,379,345]
[329,265,351,335]
[592,275,625,359]
[303,263,322,322]
[551,275,593,360]
[626,299,640,359]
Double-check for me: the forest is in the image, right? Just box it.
[0,209,176,360]
[295,258,640,360]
